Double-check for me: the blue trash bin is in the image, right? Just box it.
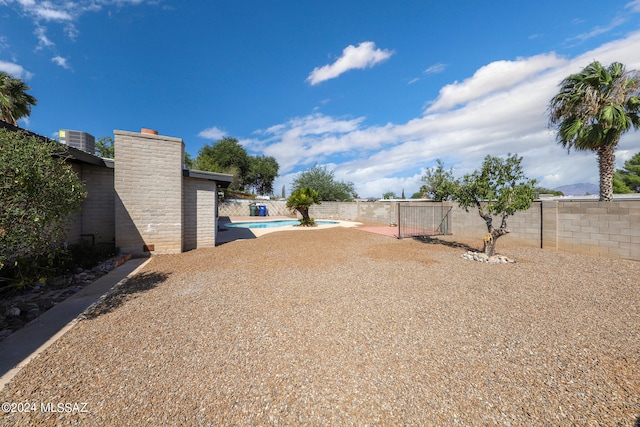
[258,205,267,216]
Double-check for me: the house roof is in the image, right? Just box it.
[0,120,112,168]
[2,120,235,188]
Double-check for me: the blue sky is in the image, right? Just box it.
[2,0,640,198]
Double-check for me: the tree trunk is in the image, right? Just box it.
[597,144,616,202]
[483,231,503,257]
[298,207,311,223]
[479,210,509,257]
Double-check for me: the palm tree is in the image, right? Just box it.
[0,72,38,126]
[286,187,321,226]
[549,61,640,201]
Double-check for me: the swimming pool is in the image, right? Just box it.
[224,220,339,229]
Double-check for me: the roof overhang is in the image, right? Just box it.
[183,169,234,188]
[64,145,113,167]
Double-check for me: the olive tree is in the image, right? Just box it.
[420,159,459,201]
[454,154,536,256]
[0,129,86,277]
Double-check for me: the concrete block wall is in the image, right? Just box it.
[221,198,640,260]
[308,201,360,221]
[307,202,340,219]
[64,163,83,245]
[65,163,115,247]
[541,201,559,250]
[183,178,217,251]
[77,164,115,246]
[497,203,542,248]
[552,200,640,260]
[219,199,293,217]
[445,203,542,248]
[114,130,184,255]
[299,199,640,260]
[357,202,396,224]
[219,200,391,222]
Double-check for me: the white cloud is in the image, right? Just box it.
[408,63,447,85]
[33,6,73,21]
[8,0,75,21]
[51,55,70,69]
[108,0,147,4]
[567,16,628,44]
[426,53,566,113]
[246,113,382,174]
[306,41,394,85]
[198,126,227,140]
[266,31,640,198]
[567,1,640,44]
[34,26,54,49]
[0,60,34,79]
[64,23,80,40]
[8,0,154,56]
[627,0,640,12]
[424,63,446,75]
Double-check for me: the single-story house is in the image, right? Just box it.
[1,121,233,256]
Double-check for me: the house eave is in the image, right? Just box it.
[182,169,234,188]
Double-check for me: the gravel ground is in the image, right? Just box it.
[1,227,639,426]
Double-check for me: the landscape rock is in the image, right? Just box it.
[462,251,515,264]
[0,253,130,341]
[5,307,20,317]
[26,308,40,321]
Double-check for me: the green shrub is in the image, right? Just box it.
[0,129,87,289]
[298,218,316,227]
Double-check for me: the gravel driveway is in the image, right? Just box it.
[1,227,639,426]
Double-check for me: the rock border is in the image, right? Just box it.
[0,253,132,341]
[462,251,516,264]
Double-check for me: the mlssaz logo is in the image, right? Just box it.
[40,402,89,413]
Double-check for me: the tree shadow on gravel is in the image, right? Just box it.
[412,235,478,252]
[81,271,169,320]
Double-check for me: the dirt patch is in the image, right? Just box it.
[364,240,437,265]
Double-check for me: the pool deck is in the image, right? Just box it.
[216,216,366,245]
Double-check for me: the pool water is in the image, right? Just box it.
[224,220,338,229]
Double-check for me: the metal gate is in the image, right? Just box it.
[397,204,452,239]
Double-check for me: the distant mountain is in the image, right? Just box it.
[554,183,599,196]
